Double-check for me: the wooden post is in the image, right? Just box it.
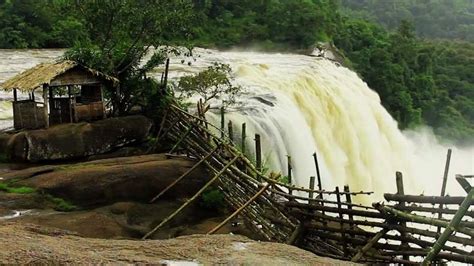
[163,58,170,91]
[309,176,316,204]
[255,134,262,174]
[423,188,474,265]
[313,152,323,194]
[228,120,233,142]
[396,171,410,262]
[68,86,73,123]
[438,149,452,234]
[241,123,246,154]
[43,84,49,128]
[142,156,240,240]
[12,89,17,129]
[335,186,348,256]
[220,106,225,139]
[313,152,324,214]
[287,155,292,195]
[344,185,354,228]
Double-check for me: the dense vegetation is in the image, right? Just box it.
[340,0,474,41]
[0,0,473,142]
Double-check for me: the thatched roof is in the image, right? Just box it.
[0,60,119,92]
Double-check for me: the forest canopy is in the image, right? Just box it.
[0,0,473,143]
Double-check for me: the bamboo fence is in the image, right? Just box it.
[143,103,474,264]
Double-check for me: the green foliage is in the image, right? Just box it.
[200,187,225,210]
[60,0,195,115]
[191,0,341,49]
[45,195,77,212]
[178,62,242,108]
[0,183,35,194]
[278,175,290,185]
[340,0,474,41]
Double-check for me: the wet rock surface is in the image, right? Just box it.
[0,115,152,162]
[2,154,208,205]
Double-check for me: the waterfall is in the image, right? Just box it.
[166,48,474,202]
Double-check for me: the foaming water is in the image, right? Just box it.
[165,49,473,201]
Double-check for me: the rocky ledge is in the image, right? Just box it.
[0,115,152,162]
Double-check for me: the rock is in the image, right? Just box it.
[0,115,152,162]
[2,154,209,206]
[0,222,357,265]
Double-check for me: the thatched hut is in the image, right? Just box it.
[1,60,119,130]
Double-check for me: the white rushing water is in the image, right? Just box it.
[164,49,474,202]
[1,48,473,202]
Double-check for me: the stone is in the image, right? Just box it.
[0,115,152,162]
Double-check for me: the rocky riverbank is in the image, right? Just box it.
[0,222,356,265]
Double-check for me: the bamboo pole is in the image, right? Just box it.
[438,149,452,234]
[456,174,472,193]
[149,146,219,203]
[309,176,316,204]
[241,123,246,154]
[395,172,410,262]
[142,156,240,239]
[228,120,234,142]
[255,134,262,175]
[384,193,474,205]
[423,188,474,265]
[313,152,323,196]
[374,203,474,237]
[220,106,225,139]
[344,185,354,228]
[351,228,390,262]
[287,223,304,245]
[287,155,292,195]
[394,204,474,218]
[207,182,270,235]
[169,125,194,154]
[335,186,348,256]
[307,222,469,255]
[282,201,383,218]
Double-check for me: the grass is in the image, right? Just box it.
[0,182,36,194]
[44,194,77,212]
[0,181,76,211]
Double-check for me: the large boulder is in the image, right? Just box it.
[1,115,152,162]
[2,154,209,206]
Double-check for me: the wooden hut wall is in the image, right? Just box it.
[13,101,46,129]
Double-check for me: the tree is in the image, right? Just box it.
[63,0,195,115]
[177,62,242,110]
